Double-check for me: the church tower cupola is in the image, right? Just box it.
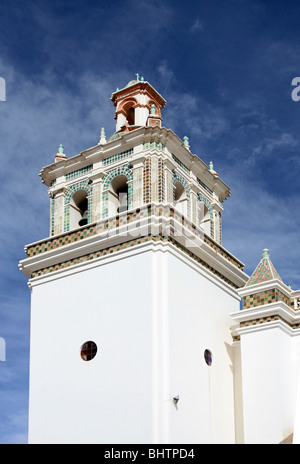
[111,74,166,133]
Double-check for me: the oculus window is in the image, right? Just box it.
[81,341,97,361]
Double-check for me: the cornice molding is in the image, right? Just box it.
[39,126,230,203]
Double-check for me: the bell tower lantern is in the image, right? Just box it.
[111,74,166,132]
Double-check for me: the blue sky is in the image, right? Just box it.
[0,0,300,443]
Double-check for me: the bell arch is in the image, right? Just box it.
[117,97,138,127]
[102,165,133,218]
[64,180,92,232]
[172,170,191,218]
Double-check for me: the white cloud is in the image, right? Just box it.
[150,70,300,289]
[0,406,28,444]
[0,58,118,443]
[0,60,117,250]
[221,175,300,288]
[157,60,174,88]
[252,132,298,157]
[190,18,204,33]
[162,87,229,142]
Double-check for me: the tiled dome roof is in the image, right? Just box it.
[245,249,282,287]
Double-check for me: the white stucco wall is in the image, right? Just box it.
[239,326,296,444]
[166,251,240,444]
[290,335,300,443]
[28,242,241,444]
[28,249,153,444]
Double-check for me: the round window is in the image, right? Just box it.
[204,349,212,366]
[81,341,97,361]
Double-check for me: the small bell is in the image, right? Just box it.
[78,210,88,227]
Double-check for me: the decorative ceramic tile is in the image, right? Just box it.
[103,148,133,166]
[143,141,165,152]
[66,165,93,181]
[172,154,190,174]
[243,289,291,309]
[30,233,239,289]
[26,204,244,288]
[102,164,133,218]
[246,256,282,287]
[143,158,151,204]
[63,180,93,232]
[172,169,190,198]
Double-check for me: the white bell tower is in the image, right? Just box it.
[19,76,248,444]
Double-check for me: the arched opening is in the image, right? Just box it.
[108,175,129,216]
[174,181,187,216]
[126,107,135,126]
[122,100,136,126]
[69,189,88,229]
[198,203,211,236]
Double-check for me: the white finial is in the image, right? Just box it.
[98,127,107,145]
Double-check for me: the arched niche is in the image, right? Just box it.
[102,165,133,219]
[69,189,89,229]
[174,181,188,216]
[198,194,214,237]
[118,98,138,127]
[172,170,190,219]
[64,179,92,232]
[108,175,129,216]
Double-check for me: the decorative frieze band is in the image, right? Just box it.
[23,204,246,288]
[30,234,239,289]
